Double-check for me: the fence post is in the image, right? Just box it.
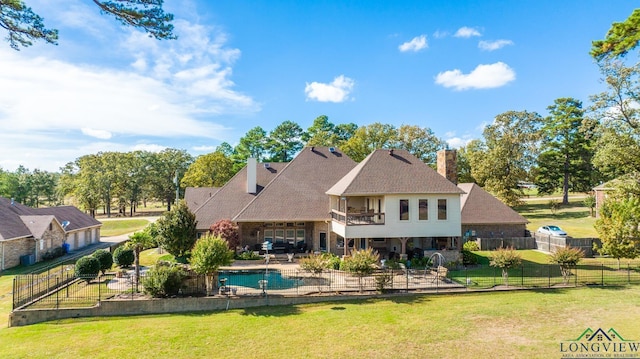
[56,277,59,309]
[521,265,524,287]
[12,277,16,311]
[574,264,578,287]
[548,264,551,288]
[98,274,101,303]
[628,262,631,284]
[601,263,604,287]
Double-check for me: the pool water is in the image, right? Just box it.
[219,270,302,289]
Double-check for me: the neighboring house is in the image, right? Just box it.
[457,183,529,238]
[0,197,102,271]
[592,173,640,218]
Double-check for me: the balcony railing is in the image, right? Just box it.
[331,210,385,225]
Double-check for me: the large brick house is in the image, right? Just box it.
[0,197,102,270]
[187,147,526,259]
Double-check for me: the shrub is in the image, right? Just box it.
[341,248,379,276]
[42,246,66,261]
[113,246,134,268]
[409,256,429,269]
[462,250,479,266]
[320,252,341,270]
[190,234,234,295]
[300,254,330,274]
[550,246,585,284]
[236,251,262,260]
[75,256,100,282]
[489,247,522,286]
[463,241,480,251]
[142,264,187,298]
[92,249,113,274]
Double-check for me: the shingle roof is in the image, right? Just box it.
[20,215,57,238]
[458,183,528,225]
[0,197,101,241]
[31,206,101,231]
[192,162,287,230]
[184,187,219,211]
[327,149,464,196]
[233,147,357,222]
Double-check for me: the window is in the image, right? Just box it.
[275,229,284,243]
[296,229,305,241]
[419,199,428,220]
[264,229,274,243]
[286,229,295,243]
[399,199,409,220]
[438,199,447,220]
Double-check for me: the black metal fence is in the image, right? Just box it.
[13,261,640,310]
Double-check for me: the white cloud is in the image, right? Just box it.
[478,39,514,51]
[193,145,216,152]
[132,144,169,153]
[446,137,474,148]
[398,35,428,52]
[81,128,112,139]
[454,27,481,38]
[305,75,355,103]
[433,30,448,39]
[0,11,257,171]
[434,62,516,90]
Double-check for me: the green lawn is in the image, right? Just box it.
[516,197,597,238]
[100,219,150,237]
[1,286,639,358]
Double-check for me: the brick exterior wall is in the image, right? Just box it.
[462,224,527,239]
[2,237,35,269]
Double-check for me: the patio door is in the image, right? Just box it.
[319,232,327,251]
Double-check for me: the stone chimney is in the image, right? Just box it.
[437,149,457,185]
[246,158,257,194]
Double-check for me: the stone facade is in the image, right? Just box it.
[437,149,457,185]
[2,237,36,269]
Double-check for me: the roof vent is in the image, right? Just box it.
[329,147,336,153]
[264,163,271,168]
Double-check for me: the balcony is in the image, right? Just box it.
[331,210,385,226]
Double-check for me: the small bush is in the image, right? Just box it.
[409,256,429,269]
[235,251,262,260]
[42,246,66,261]
[320,252,341,270]
[75,256,100,282]
[142,265,187,297]
[463,241,480,251]
[489,247,522,286]
[113,246,135,267]
[92,249,113,274]
[550,246,585,284]
[462,250,479,266]
[300,255,330,274]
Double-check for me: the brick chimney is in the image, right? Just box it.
[437,149,457,185]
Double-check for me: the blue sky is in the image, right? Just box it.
[0,0,634,172]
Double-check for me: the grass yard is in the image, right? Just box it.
[100,219,150,237]
[516,197,597,238]
[0,286,639,358]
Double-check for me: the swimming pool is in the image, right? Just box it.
[219,270,302,290]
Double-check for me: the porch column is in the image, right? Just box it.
[400,237,408,260]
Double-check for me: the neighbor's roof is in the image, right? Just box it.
[31,206,101,231]
[192,162,287,230]
[593,172,640,191]
[0,196,101,241]
[327,149,464,196]
[184,187,219,211]
[457,183,528,225]
[233,147,357,222]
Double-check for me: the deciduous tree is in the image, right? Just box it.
[468,111,542,207]
[181,151,234,188]
[190,234,234,295]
